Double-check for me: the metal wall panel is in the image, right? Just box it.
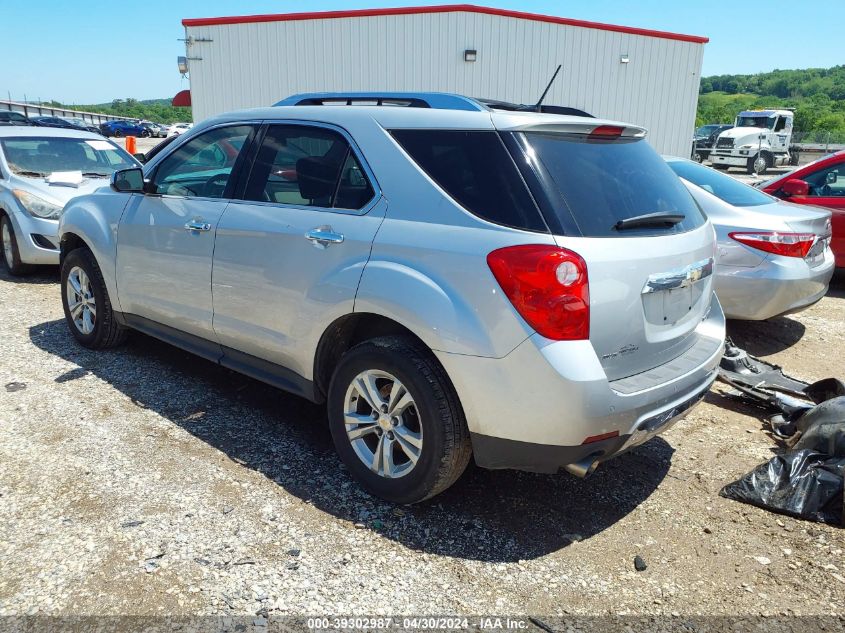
[185,11,704,155]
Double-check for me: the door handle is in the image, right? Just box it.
[184,219,211,232]
[305,226,344,248]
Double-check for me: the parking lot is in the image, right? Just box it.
[1,257,844,617]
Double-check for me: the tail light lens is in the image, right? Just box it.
[487,245,589,340]
[729,232,816,258]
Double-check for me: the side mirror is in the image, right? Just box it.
[782,178,809,197]
[111,167,145,193]
[133,152,146,163]
[826,171,838,185]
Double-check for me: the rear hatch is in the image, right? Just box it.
[503,125,715,381]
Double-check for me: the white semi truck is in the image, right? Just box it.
[709,109,800,175]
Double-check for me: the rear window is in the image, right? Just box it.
[667,159,773,207]
[519,132,705,237]
[390,130,546,232]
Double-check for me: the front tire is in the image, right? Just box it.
[1,214,33,276]
[61,248,127,349]
[713,164,729,171]
[327,336,472,504]
[113,129,123,138]
[748,152,770,175]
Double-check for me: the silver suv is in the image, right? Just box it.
[58,93,725,503]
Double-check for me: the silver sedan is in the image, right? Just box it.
[666,156,834,320]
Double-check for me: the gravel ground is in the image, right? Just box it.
[1,264,844,620]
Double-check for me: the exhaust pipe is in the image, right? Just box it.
[564,454,602,478]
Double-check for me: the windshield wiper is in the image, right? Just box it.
[15,170,47,178]
[81,172,110,178]
[614,212,685,231]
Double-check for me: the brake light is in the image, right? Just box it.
[588,125,624,139]
[729,232,816,258]
[487,245,589,340]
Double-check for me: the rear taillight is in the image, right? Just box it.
[729,232,816,258]
[487,245,589,340]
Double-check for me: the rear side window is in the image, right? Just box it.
[520,132,705,237]
[245,124,375,210]
[391,130,546,232]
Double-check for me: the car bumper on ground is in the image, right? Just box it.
[715,251,835,320]
[435,295,726,475]
[7,210,60,265]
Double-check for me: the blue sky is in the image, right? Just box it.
[2,1,843,104]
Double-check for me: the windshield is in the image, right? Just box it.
[695,125,720,137]
[519,132,705,237]
[736,116,774,129]
[668,159,773,207]
[0,136,137,177]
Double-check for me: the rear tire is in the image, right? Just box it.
[327,336,472,504]
[1,214,33,276]
[60,247,127,349]
[113,129,123,138]
[713,164,729,171]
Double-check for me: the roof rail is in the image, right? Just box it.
[274,92,488,112]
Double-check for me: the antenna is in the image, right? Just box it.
[533,65,562,112]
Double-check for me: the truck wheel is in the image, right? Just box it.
[327,335,472,504]
[713,164,729,171]
[1,214,33,276]
[789,149,800,166]
[61,247,128,349]
[748,153,770,175]
[693,151,704,163]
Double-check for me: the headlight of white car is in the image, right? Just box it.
[12,189,63,220]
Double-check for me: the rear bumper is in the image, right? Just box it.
[470,379,711,473]
[436,295,725,473]
[715,251,835,320]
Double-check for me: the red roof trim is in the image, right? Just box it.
[182,4,709,44]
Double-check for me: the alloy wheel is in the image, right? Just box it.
[343,370,423,479]
[65,266,97,335]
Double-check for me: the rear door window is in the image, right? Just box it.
[390,130,546,232]
[517,132,705,237]
[244,124,375,210]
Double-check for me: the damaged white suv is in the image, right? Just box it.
[58,93,725,503]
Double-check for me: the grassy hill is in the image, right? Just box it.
[697,66,845,143]
[40,98,191,124]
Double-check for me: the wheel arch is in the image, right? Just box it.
[313,312,432,402]
[59,195,125,312]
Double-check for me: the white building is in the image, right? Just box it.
[180,5,707,155]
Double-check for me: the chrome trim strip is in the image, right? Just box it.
[641,257,714,295]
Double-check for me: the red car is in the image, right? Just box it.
[760,150,845,268]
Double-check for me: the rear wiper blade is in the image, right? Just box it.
[614,212,685,231]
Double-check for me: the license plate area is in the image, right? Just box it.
[641,258,712,326]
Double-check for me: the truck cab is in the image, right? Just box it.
[709,109,798,175]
